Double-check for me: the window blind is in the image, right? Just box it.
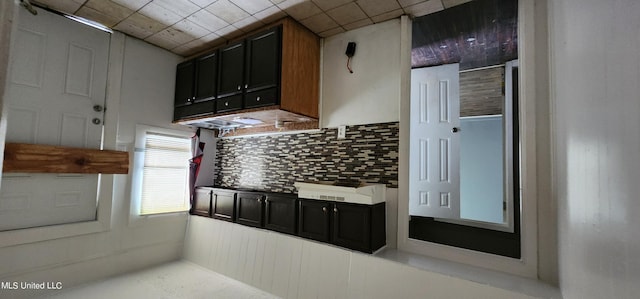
[140,132,192,215]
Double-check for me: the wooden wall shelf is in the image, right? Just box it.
[3,143,129,174]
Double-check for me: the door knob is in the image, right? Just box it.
[452,127,460,133]
[93,105,104,112]
[92,118,101,125]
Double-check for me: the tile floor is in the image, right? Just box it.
[38,261,278,299]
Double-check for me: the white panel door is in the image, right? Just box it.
[409,64,460,219]
[0,7,109,231]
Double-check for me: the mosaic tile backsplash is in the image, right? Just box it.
[214,122,399,193]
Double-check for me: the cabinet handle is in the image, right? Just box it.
[256,96,261,102]
[257,197,262,202]
[322,207,327,213]
[237,85,241,90]
[334,207,338,213]
[225,101,229,106]
[245,84,248,89]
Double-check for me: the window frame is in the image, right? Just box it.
[130,125,193,221]
[397,0,539,279]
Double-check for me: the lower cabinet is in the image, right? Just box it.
[190,188,385,254]
[264,194,298,235]
[298,199,386,253]
[236,192,265,228]
[212,189,236,222]
[191,187,212,217]
[298,199,331,242]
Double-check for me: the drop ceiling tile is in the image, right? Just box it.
[318,26,345,37]
[311,0,352,11]
[145,27,196,50]
[229,0,274,14]
[278,0,322,20]
[253,5,288,24]
[370,8,403,23]
[442,0,472,8]
[215,25,245,40]
[403,0,444,17]
[270,0,286,4]
[190,0,218,8]
[35,0,85,14]
[187,9,229,32]
[300,13,339,33]
[200,32,223,43]
[113,12,166,39]
[173,19,211,39]
[111,0,152,11]
[233,16,265,32]
[356,0,401,17]
[326,2,368,25]
[172,38,208,56]
[152,0,201,18]
[139,1,183,26]
[398,0,425,7]
[343,17,373,31]
[76,7,127,27]
[205,0,250,24]
[81,0,134,26]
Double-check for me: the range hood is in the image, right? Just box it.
[294,181,386,205]
[177,107,318,137]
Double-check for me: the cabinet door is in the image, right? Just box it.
[332,202,371,253]
[236,192,264,228]
[245,27,280,93]
[175,60,195,106]
[218,41,244,97]
[212,191,236,222]
[191,188,212,217]
[195,51,218,102]
[298,199,331,242]
[265,194,297,235]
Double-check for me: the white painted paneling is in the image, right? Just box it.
[321,19,401,128]
[550,0,640,298]
[184,216,545,299]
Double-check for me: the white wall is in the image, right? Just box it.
[549,0,640,298]
[321,19,401,128]
[0,34,188,298]
[184,216,539,299]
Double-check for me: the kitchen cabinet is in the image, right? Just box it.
[217,41,245,99]
[265,193,297,235]
[191,187,212,217]
[173,52,218,121]
[174,18,320,135]
[212,189,236,222]
[235,191,265,228]
[174,60,195,107]
[298,199,332,242]
[195,51,218,101]
[298,199,386,253]
[244,28,280,109]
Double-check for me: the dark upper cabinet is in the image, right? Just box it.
[265,194,297,235]
[191,187,212,217]
[245,28,280,93]
[212,189,236,222]
[174,60,195,107]
[236,192,265,228]
[298,199,332,243]
[195,51,218,102]
[218,41,245,98]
